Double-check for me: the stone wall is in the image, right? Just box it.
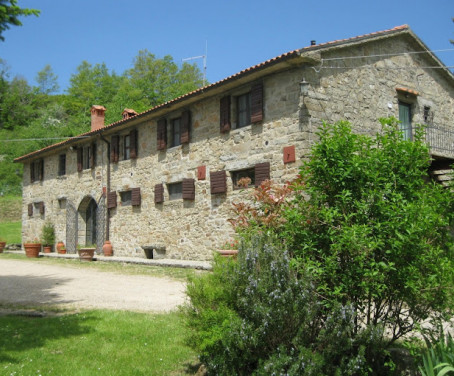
[21,33,454,260]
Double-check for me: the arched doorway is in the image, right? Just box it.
[78,196,98,246]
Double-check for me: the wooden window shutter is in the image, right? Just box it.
[157,119,167,150]
[131,187,141,206]
[181,110,191,144]
[107,191,117,209]
[28,203,33,216]
[250,83,263,123]
[255,162,270,187]
[220,96,231,133]
[182,178,195,200]
[30,162,35,183]
[90,143,97,168]
[111,136,120,163]
[210,170,227,194]
[77,148,83,172]
[130,129,138,159]
[39,201,45,215]
[38,159,44,181]
[154,184,164,203]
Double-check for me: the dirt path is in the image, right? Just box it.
[0,259,187,312]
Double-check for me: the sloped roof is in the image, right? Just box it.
[15,25,451,162]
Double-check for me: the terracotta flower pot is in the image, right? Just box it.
[217,249,239,258]
[78,248,95,261]
[24,243,41,258]
[0,241,6,253]
[43,246,52,253]
[56,241,65,254]
[102,240,113,256]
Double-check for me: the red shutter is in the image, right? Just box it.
[154,184,164,203]
[90,143,97,168]
[250,83,263,123]
[283,145,296,164]
[197,165,206,180]
[157,119,167,150]
[111,136,119,163]
[131,187,141,206]
[130,129,138,159]
[107,191,117,209]
[181,110,190,144]
[28,203,33,216]
[39,201,45,215]
[182,178,195,200]
[30,162,35,183]
[77,148,83,172]
[220,96,231,133]
[255,162,270,187]
[210,170,227,194]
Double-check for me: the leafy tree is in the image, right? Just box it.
[35,64,59,95]
[0,0,39,41]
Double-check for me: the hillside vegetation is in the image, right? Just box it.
[0,53,205,195]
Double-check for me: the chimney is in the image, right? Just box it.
[311,40,316,46]
[122,108,138,120]
[91,105,106,131]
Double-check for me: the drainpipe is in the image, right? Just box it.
[100,134,110,241]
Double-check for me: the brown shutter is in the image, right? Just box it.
[131,187,141,206]
[154,184,164,203]
[250,83,263,123]
[210,170,227,194]
[255,162,270,187]
[107,191,117,209]
[90,143,96,168]
[77,148,83,172]
[182,178,195,200]
[157,119,167,150]
[39,201,45,215]
[38,159,44,181]
[111,136,119,163]
[28,203,33,216]
[181,110,191,144]
[130,129,138,159]
[220,96,231,133]
[30,162,35,183]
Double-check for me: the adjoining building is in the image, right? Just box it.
[15,25,454,260]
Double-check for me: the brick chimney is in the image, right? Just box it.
[91,105,106,131]
[122,108,138,120]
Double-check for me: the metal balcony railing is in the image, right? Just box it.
[403,124,454,158]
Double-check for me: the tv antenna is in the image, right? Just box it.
[182,41,207,87]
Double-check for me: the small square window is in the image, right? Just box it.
[120,191,132,206]
[58,198,67,209]
[231,168,255,189]
[168,182,182,200]
[171,118,181,147]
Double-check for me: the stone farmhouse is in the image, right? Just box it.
[15,25,454,260]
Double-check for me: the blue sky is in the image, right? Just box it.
[1,0,453,93]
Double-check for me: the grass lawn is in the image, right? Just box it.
[0,310,199,375]
[0,221,21,244]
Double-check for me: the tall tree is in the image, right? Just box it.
[35,64,59,95]
[0,0,39,41]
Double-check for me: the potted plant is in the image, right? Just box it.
[78,244,96,261]
[0,237,6,253]
[23,239,41,258]
[57,241,66,254]
[217,239,239,258]
[41,222,55,253]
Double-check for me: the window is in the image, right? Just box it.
[171,118,181,147]
[237,93,252,128]
[424,106,432,125]
[30,159,43,182]
[58,154,66,176]
[58,198,67,209]
[399,102,412,140]
[78,143,96,171]
[168,182,182,200]
[120,191,132,206]
[83,146,91,169]
[231,168,255,189]
[124,134,131,160]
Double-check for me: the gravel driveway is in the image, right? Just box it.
[0,259,187,312]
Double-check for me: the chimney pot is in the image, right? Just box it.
[91,105,106,132]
